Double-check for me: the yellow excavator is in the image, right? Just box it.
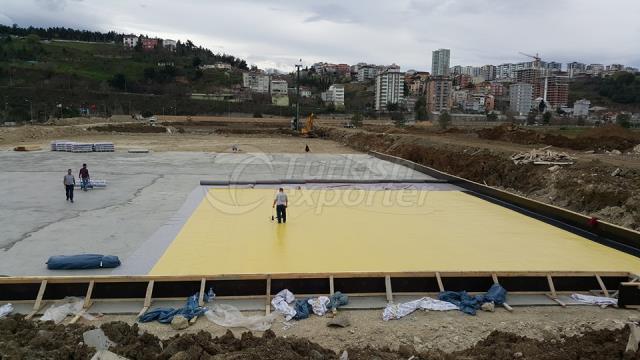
[300,113,317,138]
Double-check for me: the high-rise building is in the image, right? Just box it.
[426,76,453,113]
[542,76,569,108]
[480,65,496,81]
[375,68,405,111]
[321,84,345,108]
[509,83,533,115]
[431,49,451,76]
[567,62,586,78]
[546,62,562,73]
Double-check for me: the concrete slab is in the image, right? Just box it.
[0,151,430,276]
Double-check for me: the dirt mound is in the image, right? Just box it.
[3,315,640,360]
[0,314,95,359]
[90,124,167,133]
[477,124,639,151]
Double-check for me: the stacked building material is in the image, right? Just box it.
[93,142,115,152]
[51,140,73,151]
[71,143,94,153]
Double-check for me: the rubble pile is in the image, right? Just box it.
[511,147,575,165]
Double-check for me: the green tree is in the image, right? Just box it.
[616,113,631,128]
[391,111,405,127]
[192,56,202,68]
[386,102,399,112]
[351,111,363,127]
[542,111,552,125]
[486,112,498,121]
[414,96,428,121]
[438,111,451,129]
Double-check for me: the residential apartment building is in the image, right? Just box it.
[480,65,496,81]
[162,39,177,51]
[431,49,451,76]
[546,62,562,73]
[141,38,159,51]
[321,84,345,108]
[543,76,569,108]
[426,76,452,113]
[242,72,270,93]
[509,83,533,115]
[357,65,378,82]
[375,69,404,111]
[573,99,591,117]
[567,62,586,78]
[586,64,605,76]
[405,72,430,96]
[122,34,139,48]
[270,80,288,96]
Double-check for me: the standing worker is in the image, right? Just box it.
[272,188,288,224]
[79,163,90,191]
[63,169,75,203]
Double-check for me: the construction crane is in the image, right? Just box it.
[519,51,550,110]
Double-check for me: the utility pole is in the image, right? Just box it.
[293,59,302,131]
[25,99,33,123]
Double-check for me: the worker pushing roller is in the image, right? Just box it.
[272,188,288,224]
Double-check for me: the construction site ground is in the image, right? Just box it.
[2,115,640,358]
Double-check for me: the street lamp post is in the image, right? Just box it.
[294,59,302,131]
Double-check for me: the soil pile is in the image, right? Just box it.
[477,124,639,151]
[2,315,640,359]
[90,124,167,133]
[317,127,640,230]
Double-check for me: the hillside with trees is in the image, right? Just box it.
[569,72,640,111]
[0,25,287,122]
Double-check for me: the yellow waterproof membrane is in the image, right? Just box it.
[150,188,640,276]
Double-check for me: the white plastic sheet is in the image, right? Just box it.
[0,303,13,319]
[271,289,296,321]
[308,296,330,316]
[570,294,618,306]
[205,303,279,331]
[40,297,95,324]
[383,297,458,321]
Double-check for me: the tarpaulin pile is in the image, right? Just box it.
[139,289,214,324]
[438,284,507,315]
[47,254,121,270]
[383,297,458,321]
[271,289,349,321]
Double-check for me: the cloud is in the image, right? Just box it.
[1,0,638,71]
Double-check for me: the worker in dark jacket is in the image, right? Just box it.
[79,163,90,191]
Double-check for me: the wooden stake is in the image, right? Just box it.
[26,280,47,320]
[198,278,206,307]
[545,293,566,307]
[137,280,154,318]
[70,280,95,324]
[595,274,609,297]
[329,275,335,295]
[436,272,444,292]
[265,276,271,315]
[491,273,499,284]
[546,274,557,298]
[385,275,393,303]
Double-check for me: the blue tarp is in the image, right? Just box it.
[438,284,507,315]
[139,290,213,324]
[46,254,121,270]
[327,291,349,310]
[293,299,312,320]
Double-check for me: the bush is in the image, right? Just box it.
[142,111,153,118]
[253,111,263,118]
[351,112,363,127]
[438,111,451,129]
[616,113,631,128]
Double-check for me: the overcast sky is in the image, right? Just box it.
[1,0,639,72]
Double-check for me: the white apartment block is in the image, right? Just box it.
[242,72,270,93]
[321,84,345,107]
[163,39,177,51]
[509,83,534,115]
[270,80,288,96]
[573,99,591,117]
[375,69,404,111]
[431,49,450,76]
[122,35,139,48]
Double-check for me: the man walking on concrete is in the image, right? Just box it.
[63,169,75,203]
[79,163,90,191]
[272,188,288,224]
